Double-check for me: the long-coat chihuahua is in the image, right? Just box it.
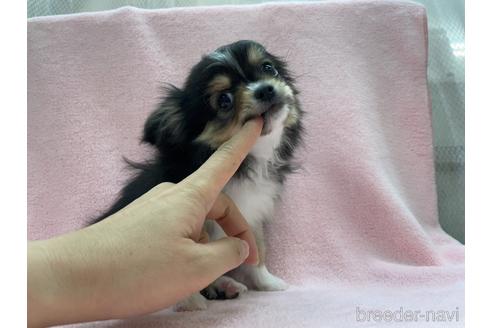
[93,40,303,311]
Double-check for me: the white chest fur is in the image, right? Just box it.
[225,106,288,228]
[209,106,289,237]
[224,166,282,230]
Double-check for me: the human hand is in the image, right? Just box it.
[28,117,263,327]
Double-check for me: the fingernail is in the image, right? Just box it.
[239,240,250,261]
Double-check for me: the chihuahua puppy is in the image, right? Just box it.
[93,40,303,311]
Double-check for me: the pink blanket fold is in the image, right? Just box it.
[27,1,464,327]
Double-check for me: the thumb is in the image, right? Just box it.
[195,237,250,282]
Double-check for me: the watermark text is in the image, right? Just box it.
[355,306,460,323]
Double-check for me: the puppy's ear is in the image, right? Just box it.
[142,87,185,147]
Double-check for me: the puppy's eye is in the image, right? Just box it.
[261,62,278,76]
[218,92,233,110]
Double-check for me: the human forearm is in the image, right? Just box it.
[27,228,120,327]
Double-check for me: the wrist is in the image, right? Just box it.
[27,240,61,327]
[27,230,112,327]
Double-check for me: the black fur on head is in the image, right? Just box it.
[142,40,301,151]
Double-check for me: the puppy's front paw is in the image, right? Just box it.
[254,273,289,291]
[237,265,289,291]
[201,276,248,300]
[174,293,207,312]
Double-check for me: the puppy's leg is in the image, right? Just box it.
[201,276,248,300]
[229,224,288,291]
[174,292,207,312]
[233,264,288,291]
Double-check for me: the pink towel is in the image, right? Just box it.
[27,1,464,327]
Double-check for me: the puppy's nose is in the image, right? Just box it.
[254,84,276,102]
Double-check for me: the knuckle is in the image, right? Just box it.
[186,182,210,208]
[218,141,236,155]
[186,245,212,271]
[219,192,232,203]
[152,182,175,194]
[158,182,175,189]
[217,143,239,163]
[217,192,234,211]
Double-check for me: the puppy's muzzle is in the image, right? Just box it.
[251,83,283,116]
[254,84,276,103]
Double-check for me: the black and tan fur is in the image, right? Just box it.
[93,40,303,311]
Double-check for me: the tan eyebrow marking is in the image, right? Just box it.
[247,45,264,65]
[197,85,252,148]
[207,75,231,94]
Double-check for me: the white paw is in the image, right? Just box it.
[174,293,207,312]
[254,273,289,291]
[202,276,248,299]
[229,265,289,292]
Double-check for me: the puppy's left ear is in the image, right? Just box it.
[142,88,185,148]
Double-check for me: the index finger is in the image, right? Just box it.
[180,117,263,207]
